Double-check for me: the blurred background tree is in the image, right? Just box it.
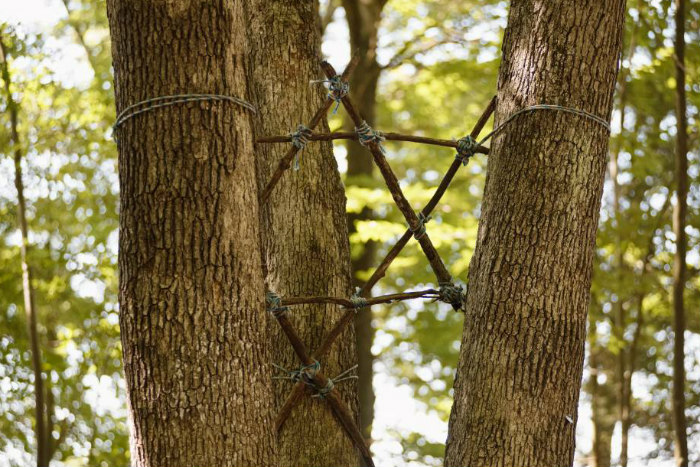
[1,0,698,466]
[1,2,127,465]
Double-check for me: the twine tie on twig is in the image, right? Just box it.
[348,288,370,311]
[272,360,321,385]
[438,281,464,309]
[355,121,386,153]
[289,124,312,170]
[313,365,359,399]
[266,290,288,318]
[411,212,431,240]
[455,135,477,165]
[311,74,349,113]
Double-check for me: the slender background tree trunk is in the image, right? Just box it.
[341,0,387,442]
[107,1,276,465]
[246,2,360,465]
[587,333,616,467]
[445,1,625,465]
[614,15,640,463]
[671,0,689,465]
[0,35,49,467]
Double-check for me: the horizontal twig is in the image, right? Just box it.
[281,289,441,309]
[257,131,490,154]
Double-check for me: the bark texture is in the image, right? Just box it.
[107,1,276,465]
[444,2,625,466]
[342,0,387,441]
[0,35,49,467]
[671,0,689,465]
[247,2,360,466]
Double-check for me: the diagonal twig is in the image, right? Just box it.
[274,95,497,435]
[272,311,375,467]
[320,60,456,302]
[359,96,497,296]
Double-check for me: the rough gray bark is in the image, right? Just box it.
[246,1,360,466]
[444,1,625,466]
[107,1,276,465]
[671,0,689,465]
[0,34,49,467]
[342,0,387,442]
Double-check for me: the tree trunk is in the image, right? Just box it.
[246,2,360,466]
[444,2,625,466]
[107,1,276,465]
[588,343,616,467]
[0,35,49,467]
[671,0,689,465]
[610,46,627,467]
[590,379,614,467]
[620,292,644,467]
[614,15,640,463]
[342,0,386,442]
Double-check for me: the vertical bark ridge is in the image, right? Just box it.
[107,1,276,465]
[247,2,360,466]
[445,2,625,466]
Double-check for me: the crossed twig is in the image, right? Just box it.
[258,55,496,467]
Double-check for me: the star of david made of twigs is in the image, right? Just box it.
[257,56,496,466]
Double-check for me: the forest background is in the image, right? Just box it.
[0,0,699,466]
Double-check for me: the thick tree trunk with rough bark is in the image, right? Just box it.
[107,1,276,465]
[246,2,360,466]
[342,0,386,442]
[445,2,625,466]
[671,0,689,465]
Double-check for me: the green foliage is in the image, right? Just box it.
[576,0,700,463]
[1,0,698,466]
[340,0,700,464]
[336,3,504,464]
[0,2,127,464]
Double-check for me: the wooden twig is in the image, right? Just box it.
[320,60,455,299]
[275,383,309,433]
[360,96,497,295]
[259,55,359,204]
[271,58,494,457]
[274,97,497,435]
[281,289,440,308]
[273,288,442,436]
[272,312,374,467]
[257,131,490,154]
